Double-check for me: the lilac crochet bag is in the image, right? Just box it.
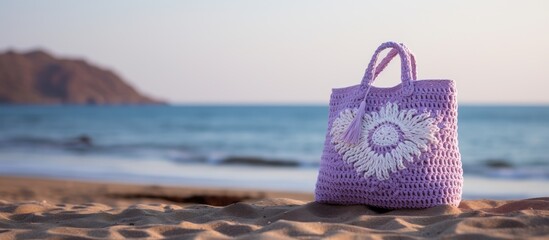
[315,41,463,209]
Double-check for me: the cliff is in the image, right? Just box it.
[0,49,163,104]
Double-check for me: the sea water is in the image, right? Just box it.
[0,105,548,199]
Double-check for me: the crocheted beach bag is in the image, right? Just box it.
[315,41,463,209]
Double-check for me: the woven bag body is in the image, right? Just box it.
[315,42,463,208]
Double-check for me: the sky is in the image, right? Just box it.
[0,0,548,104]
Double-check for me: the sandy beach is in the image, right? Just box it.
[0,176,547,239]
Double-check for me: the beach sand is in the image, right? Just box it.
[0,176,548,239]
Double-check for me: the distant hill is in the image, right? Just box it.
[0,49,164,105]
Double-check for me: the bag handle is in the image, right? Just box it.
[359,42,415,97]
[341,42,415,144]
[374,47,417,81]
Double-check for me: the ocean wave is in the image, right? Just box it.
[217,156,302,167]
[463,161,549,180]
[0,135,192,156]
[1,135,548,179]
[0,135,93,149]
[0,135,315,168]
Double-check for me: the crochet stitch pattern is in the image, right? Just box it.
[314,42,463,209]
[330,102,440,180]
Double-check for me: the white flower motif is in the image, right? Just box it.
[330,102,439,180]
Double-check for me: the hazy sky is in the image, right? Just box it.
[1,0,548,104]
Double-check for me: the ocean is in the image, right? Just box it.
[0,105,548,199]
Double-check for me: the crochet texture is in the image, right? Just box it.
[314,42,463,209]
[331,102,440,181]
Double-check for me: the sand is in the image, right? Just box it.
[0,176,548,239]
